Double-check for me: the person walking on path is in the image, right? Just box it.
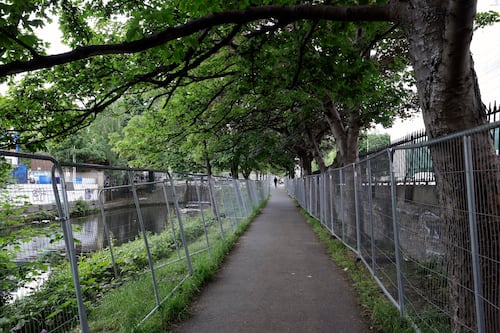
[273,176,278,187]
[173,187,372,333]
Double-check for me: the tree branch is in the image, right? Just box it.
[289,21,318,89]
[144,25,242,87]
[0,4,392,77]
[189,79,235,126]
[360,23,399,59]
[0,27,41,58]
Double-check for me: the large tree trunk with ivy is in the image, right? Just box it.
[399,1,500,331]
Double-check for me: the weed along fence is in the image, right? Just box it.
[287,121,500,333]
[0,151,270,333]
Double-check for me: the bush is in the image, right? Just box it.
[72,199,90,217]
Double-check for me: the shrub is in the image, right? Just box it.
[72,199,90,217]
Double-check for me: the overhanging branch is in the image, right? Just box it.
[0,4,392,77]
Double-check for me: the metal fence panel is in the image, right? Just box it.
[0,154,86,333]
[1,151,269,333]
[287,122,500,333]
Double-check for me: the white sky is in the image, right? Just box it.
[473,0,500,106]
[39,22,69,53]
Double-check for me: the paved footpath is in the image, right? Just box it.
[172,186,373,333]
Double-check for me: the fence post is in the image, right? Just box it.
[195,177,211,253]
[319,176,323,222]
[309,177,313,215]
[340,168,345,241]
[208,176,225,239]
[321,171,329,229]
[329,172,335,234]
[128,171,162,306]
[302,177,307,209]
[463,136,486,333]
[98,189,120,281]
[316,176,320,218]
[233,179,248,220]
[247,180,256,210]
[162,181,182,259]
[221,179,236,231]
[388,149,405,316]
[168,175,194,274]
[303,177,306,208]
[353,164,362,256]
[366,160,376,274]
[51,163,90,333]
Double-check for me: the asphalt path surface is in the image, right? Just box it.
[173,186,373,333]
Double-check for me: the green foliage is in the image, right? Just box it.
[475,10,500,30]
[359,133,391,153]
[0,1,53,73]
[1,207,67,325]
[48,130,106,163]
[0,158,12,186]
[29,208,57,221]
[0,161,31,306]
[41,104,130,169]
[0,188,56,308]
[72,199,90,217]
[0,213,217,332]
[2,1,414,175]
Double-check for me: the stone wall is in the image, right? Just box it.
[368,184,444,260]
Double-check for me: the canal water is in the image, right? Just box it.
[9,204,172,302]
[14,204,171,263]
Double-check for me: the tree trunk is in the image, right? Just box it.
[230,160,239,179]
[322,97,360,167]
[323,98,362,242]
[400,1,500,331]
[306,127,328,173]
[299,151,313,176]
[204,141,213,177]
[242,168,251,179]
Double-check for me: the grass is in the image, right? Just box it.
[299,207,415,333]
[87,198,268,333]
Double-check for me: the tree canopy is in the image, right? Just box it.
[0,1,414,175]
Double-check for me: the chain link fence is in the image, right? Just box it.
[287,122,500,333]
[0,152,269,333]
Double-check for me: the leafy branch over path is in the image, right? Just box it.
[0,4,391,77]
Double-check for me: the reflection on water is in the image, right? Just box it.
[78,205,170,251]
[9,205,171,302]
[9,270,50,303]
[13,205,170,263]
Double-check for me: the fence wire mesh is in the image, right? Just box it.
[0,152,269,333]
[1,155,83,333]
[287,122,500,333]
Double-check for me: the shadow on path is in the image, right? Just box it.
[173,186,373,332]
